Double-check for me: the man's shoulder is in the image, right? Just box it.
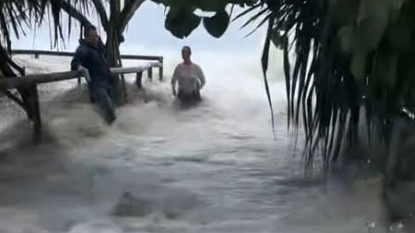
[191,63,203,70]
[75,43,88,52]
[175,63,186,69]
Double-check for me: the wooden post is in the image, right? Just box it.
[159,57,163,81]
[120,74,127,103]
[0,64,166,144]
[147,67,153,81]
[34,53,39,59]
[28,83,41,144]
[136,72,143,89]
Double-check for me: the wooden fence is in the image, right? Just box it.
[11,49,164,81]
[1,50,164,144]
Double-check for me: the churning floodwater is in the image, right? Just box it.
[0,52,403,233]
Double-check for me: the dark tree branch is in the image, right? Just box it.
[119,0,146,33]
[91,0,109,29]
[0,45,24,75]
[0,46,17,77]
[109,0,121,23]
[60,0,93,27]
[2,90,25,109]
[8,58,25,76]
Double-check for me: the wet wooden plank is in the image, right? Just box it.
[0,63,162,91]
[136,72,143,89]
[0,61,163,144]
[110,62,161,74]
[11,49,163,61]
[28,83,41,144]
[159,57,164,81]
[147,67,153,81]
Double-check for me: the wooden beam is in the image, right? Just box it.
[136,72,143,89]
[28,83,41,144]
[11,50,163,61]
[0,63,163,144]
[110,63,161,74]
[0,63,162,91]
[119,54,163,61]
[0,71,80,90]
[12,50,75,57]
[147,67,153,81]
[120,74,127,103]
[0,64,162,131]
[159,57,164,81]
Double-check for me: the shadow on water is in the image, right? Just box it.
[172,98,203,110]
[0,77,219,229]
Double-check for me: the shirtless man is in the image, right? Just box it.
[171,46,206,102]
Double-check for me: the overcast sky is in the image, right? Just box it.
[8,1,291,84]
[12,2,267,57]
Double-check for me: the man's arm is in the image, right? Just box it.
[71,47,86,71]
[196,65,206,89]
[171,65,179,96]
[71,48,91,82]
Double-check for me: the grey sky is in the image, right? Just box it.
[12,2,267,57]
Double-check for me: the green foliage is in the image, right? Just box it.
[202,9,230,38]
[278,0,415,171]
[153,0,257,38]
[165,6,201,38]
[0,0,93,122]
[154,0,255,11]
[0,0,90,52]
[155,0,415,174]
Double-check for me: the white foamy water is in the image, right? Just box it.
[0,53,402,233]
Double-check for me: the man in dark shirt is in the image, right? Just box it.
[71,25,116,124]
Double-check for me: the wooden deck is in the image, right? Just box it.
[11,49,164,82]
[1,50,164,144]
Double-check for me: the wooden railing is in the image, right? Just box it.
[11,49,164,81]
[0,62,161,89]
[0,62,162,144]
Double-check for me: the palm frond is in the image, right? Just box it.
[239,0,374,173]
[0,0,93,53]
[261,13,276,135]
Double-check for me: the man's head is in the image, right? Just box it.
[84,25,99,45]
[181,46,192,64]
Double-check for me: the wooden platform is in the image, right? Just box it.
[0,51,164,144]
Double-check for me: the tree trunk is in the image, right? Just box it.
[60,0,130,104]
[0,48,32,119]
[104,30,126,105]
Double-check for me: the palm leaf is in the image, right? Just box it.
[261,13,276,134]
[237,0,373,172]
